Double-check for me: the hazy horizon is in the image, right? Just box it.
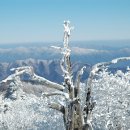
[0,39,130,45]
[0,0,130,43]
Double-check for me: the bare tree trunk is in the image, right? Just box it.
[61,21,85,130]
[53,21,95,130]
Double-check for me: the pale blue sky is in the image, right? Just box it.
[0,0,130,44]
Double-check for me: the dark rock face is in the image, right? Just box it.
[5,82,18,100]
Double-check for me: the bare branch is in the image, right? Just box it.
[1,66,65,91]
[75,66,86,97]
[1,66,33,83]
[30,74,65,91]
[87,56,130,89]
[63,21,73,48]
[48,102,65,114]
[51,46,62,51]
[42,91,69,99]
[83,121,93,130]
[10,66,33,72]
[60,57,68,75]
[91,56,130,75]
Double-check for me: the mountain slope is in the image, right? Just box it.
[0,58,91,83]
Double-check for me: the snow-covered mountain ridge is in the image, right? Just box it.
[0,58,91,83]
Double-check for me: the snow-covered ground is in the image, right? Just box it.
[0,87,64,130]
[0,67,130,129]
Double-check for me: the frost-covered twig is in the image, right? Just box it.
[88,56,130,89]
[91,57,130,75]
[1,66,65,91]
[83,121,93,130]
[10,66,33,72]
[60,57,69,75]
[1,66,33,83]
[63,21,74,48]
[51,46,62,51]
[30,74,65,91]
[42,91,69,99]
[75,66,86,97]
[48,102,65,114]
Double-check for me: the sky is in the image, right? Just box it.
[0,0,130,44]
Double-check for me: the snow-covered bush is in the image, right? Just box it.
[92,68,130,130]
[0,94,64,130]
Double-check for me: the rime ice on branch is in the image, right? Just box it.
[2,21,130,130]
[1,21,92,130]
[63,20,74,48]
[1,66,64,92]
[51,21,93,130]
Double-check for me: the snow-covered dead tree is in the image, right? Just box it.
[1,21,93,130]
[2,21,130,130]
[50,21,94,130]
